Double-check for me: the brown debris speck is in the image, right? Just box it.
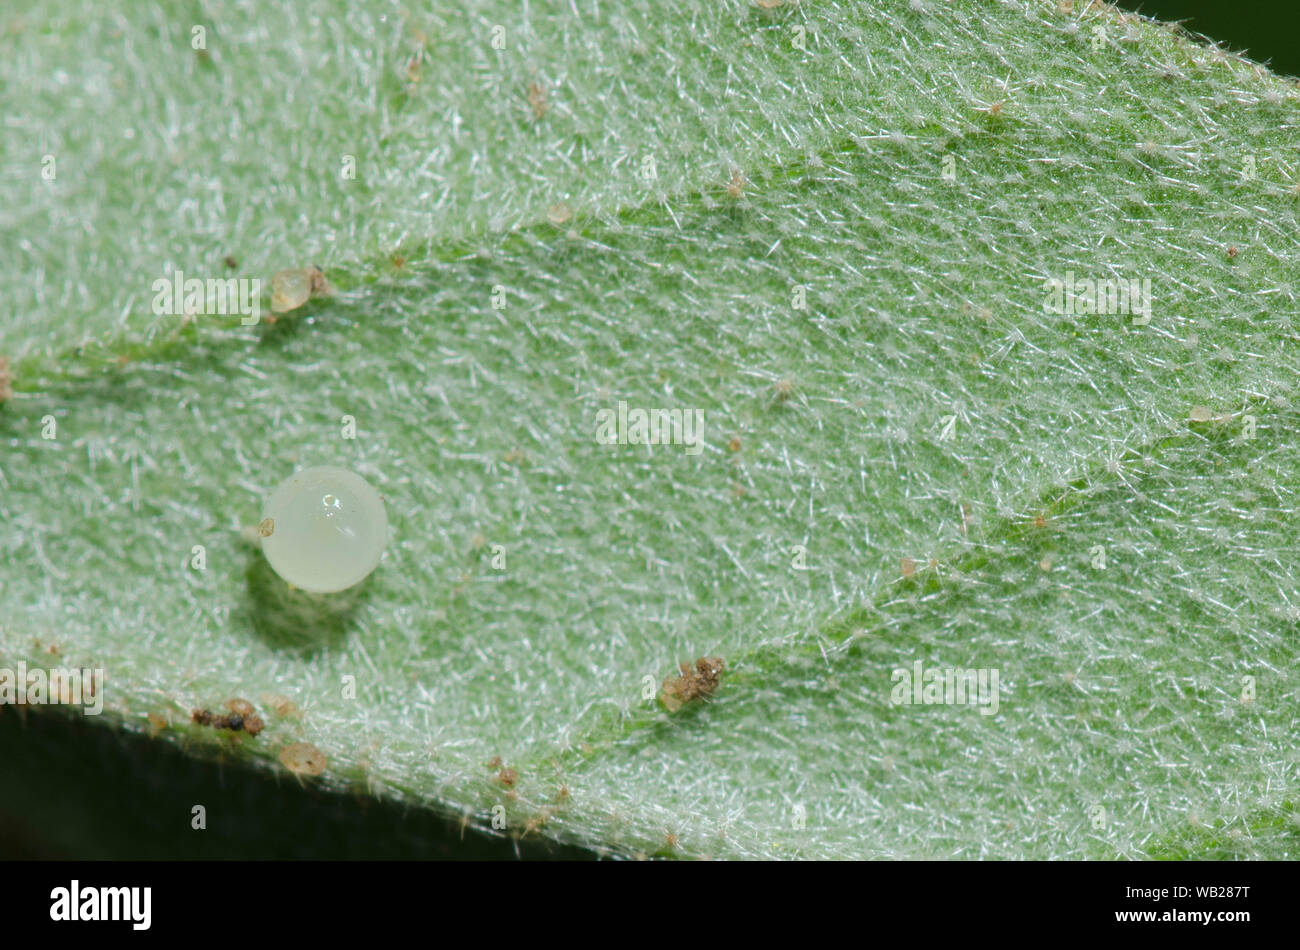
[257,518,275,538]
[192,700,263,736]
[496,768,518,788]
[0,356,12,403]
[900,557,917,579]
[527,82,548,119]
[726,168,746,199]
[307,266,329,296]
[659,656,726,712]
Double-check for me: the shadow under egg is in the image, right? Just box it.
[241,548,372,656]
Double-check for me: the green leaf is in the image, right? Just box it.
[3,0,1299,859]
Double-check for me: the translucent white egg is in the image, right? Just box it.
[259,466,387,593]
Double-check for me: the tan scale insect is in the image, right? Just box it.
[279,741,327,776]
[261,693,299,717]
[270,265,330,314]
[659,656,725,712]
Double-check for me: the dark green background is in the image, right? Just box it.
[1120,0,1299,77]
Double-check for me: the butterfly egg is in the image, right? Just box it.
[259,466,388,593]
